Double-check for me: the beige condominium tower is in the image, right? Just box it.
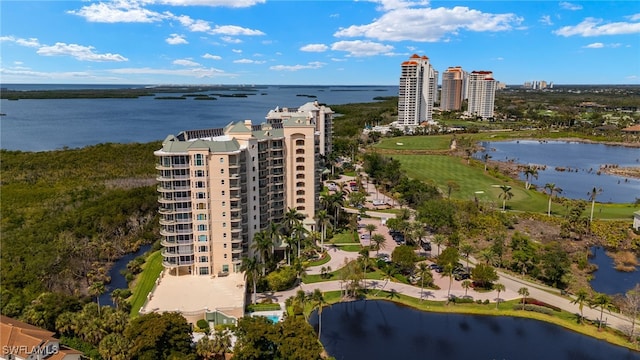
[466,70,497,120]
[398,54,438,128]
[440,66,467,111]
[155,101,333,277]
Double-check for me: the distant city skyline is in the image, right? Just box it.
[1,1,639,85]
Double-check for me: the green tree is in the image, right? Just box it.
[544,183,563,216]
[240,256,261,305]
[359,248,371,290]
[417,263,433,301]
[518,287,530,308]
[251,230,272,275]
[588,187,603,223]
[572,288,589,324]
[498,185,514,211]
[471,263,498,289]
[446,180,460,199]
[522,166,538,190]
[590,292,613,331]
[540,242,570,288]
[459,242,474,272]
[125,312,194,359]
[437,247,460,298]
[432,234,446,256]
[365,223,377,239]
[482,153,492,172]
[314,209,331,248]
[310,288,327,340]
[461,280,472,297]
[621,284,640,342]
[233,316,279,360]
[371,234,386,255]
[278,316,323,360]
[391,245,418,274]
[89,281,106,316]
[99,333,130,360]
[494,283,506,309]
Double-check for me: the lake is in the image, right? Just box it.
[475,140,640,203]
[0,84,397,152]
[99,244,152,307]
[310,300,640,360]
[590,246,640,296]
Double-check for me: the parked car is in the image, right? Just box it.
[454,272,470,281]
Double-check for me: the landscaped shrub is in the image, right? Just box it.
[247,303,281,312]
[524,298,561,312]
[483,299,489,305]
[449,296,474,304]
[513,304,554,315]
[265,267,297,291]
[196,319,210,333]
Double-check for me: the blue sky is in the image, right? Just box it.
[1,0,639,85]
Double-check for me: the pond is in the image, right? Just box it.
[474,140,640,203]
[310,300,640,360]
[98,244,153,307]
[590,246,640,295]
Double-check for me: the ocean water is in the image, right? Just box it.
[0,85,397,151]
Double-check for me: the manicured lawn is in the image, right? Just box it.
[129,250,163,316]
[306,253,332,267]
[375,135,453,151]
[330,230,359,244]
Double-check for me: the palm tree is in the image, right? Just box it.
[482,153,492,171]
[240,256,261,305]
[251,230,272,275]
[588,187,603,223]
[374,265,397,296]
[212,329,232,360]
[518,287,530,308]
[196,337,217,360]
[590,292,613,330]
[310,288,326,340]
[432,234,446,256]
[498,185,513,211]
[365,223,377,239]
[268,222,282,256]
[89,281,106,316]
[371,234,386,255]
[417,263,432,301]
[522,166,538,190]
[461,280,472,297]
[359,248,370,291]
[572,288,589,323]
[459,243,474,272]
[292,222,308,259]
[494,283,506,309]
[315,209,331,248]
[544,183,563,216]
[284,207,305,236]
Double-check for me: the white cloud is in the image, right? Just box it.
[583,42,624,49]
[166,33,188,44]
[496,57,504,60]
[331,58,347,62]
[37,42,128,62]
[68,1,168,23]
[232,49,242,53]
[221,36,243,44]
[233,59,266,64]
[173,59,201,66]
[202,53,222,60]
[559,2,583,11]
[1,36,41,47]
[270,61,325,71]
[300,44,329,52]
[554,17,640,37]
[155,0,265,7]
[540,15,553,26]
[209,25,265,36]
[175,15,212,32]
[629,14,640,21]
[371,0,429,11]
[334,5,523,42]
[331,40,394,57]
[110,66,227,78]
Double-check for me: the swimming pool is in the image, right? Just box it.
[266,314,281,323]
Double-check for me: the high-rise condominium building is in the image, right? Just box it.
[398,54,438,127]
[466,71,497,120]
[440,66,467,111]
[155,102,332,277]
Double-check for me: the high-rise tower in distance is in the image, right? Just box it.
[440,66,467,111]
[398,54,437,128]
[466,70,497,120]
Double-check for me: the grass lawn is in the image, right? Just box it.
[330,230,359,244]
[129,250,163,316]
[306,253,332,267]
[376,135,453,151]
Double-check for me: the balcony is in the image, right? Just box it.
[161,238,192,247]
[162,249,194,258]
[160,228,192,237]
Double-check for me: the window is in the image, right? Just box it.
[197,224,207,231]
[194,154,204,166]
[296,139,305,146]
[296,174,305,179]
[195,170,205,177]
[223,223,227,228]
[199,245,207,252]
[296,181,305,187]
[223,233,227,238]
[198,235,207,242]
[222,265,229,273]
[296,198,305,203]
[224,254,228,259]
[221,179,225,185]
[296,157,305,163]
[222,201,226,207]
[222,212,226,217]
[296,149,305,154]
[199,267,209,275]
[197,203,206,210]
[220,157,224,163]
[296,165,305,171]
[195,181,205,188]
[297,190,305,195]
[200,256,208,262]
[220,169,224,174]
[223,243,227,248]
[197,214,207,220]
[222,190,225,196]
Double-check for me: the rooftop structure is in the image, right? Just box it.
[0,315,82,360]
